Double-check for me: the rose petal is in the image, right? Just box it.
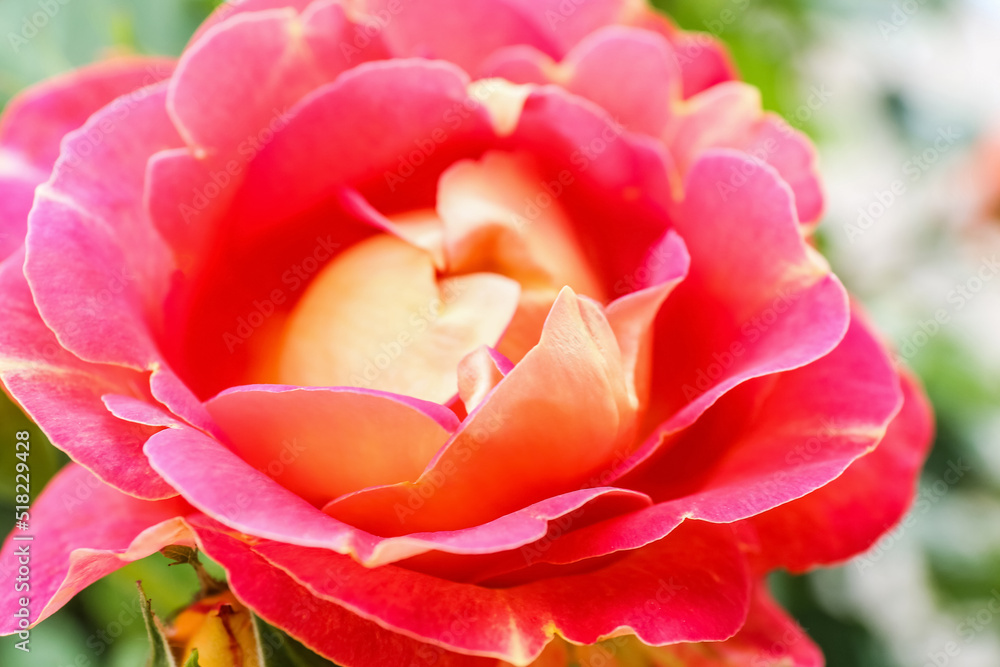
[190,0,316,45]
[0,170,40,265]
[168,2,374,155]
[645,150,848,438]
[666,82,825,225]
[369,486,653,577]
[483,26,680,137]
[649,582,823,666]
[325,288,636,535]
[25,83,181,371]
[368,0,562,74]
[436,150,611,360]
[155,1,390,262]
[498,313,902,573]
[439,151,607,301]
[158,195,377,401]
[191,520,495,667]
[748,367,933,573]
[195,517,750,666]
[274,233,521,404]
[0,251,175,499]
[509,86,681,293]
[559,26,679,136]
[0,58,174,173]
[0,465,190,634]
[626,10,736,98]
[627,314,902,518]
[136,403,653,571]
[605,230,690,411]
[457,346,513,413]
[229,60,495,231]
[205,385,458,506]
[103,393,187,428]
[501,0,632,54]
[0,58,173,262]
[142,421,646,569]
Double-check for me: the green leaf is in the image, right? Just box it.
[183,649,201,667]
[138,581,178,667]
[253,615,342,667]
[160,545,228,597]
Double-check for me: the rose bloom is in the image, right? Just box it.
[0,1,932,665]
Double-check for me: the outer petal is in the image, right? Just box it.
[24,83,181,371]
[645,151,848,438]
[667,82,824,225]
[500,0,632,54]
[0,164,39,264]
[204,385,459,507]
[373,0,556,73]
[191,521,495,667]
[168,2,379,154]
[0,58,174,173]
[0,465,190,634]
[626,10,737,98]
[648,583,823,666]
[144,423,358,551]
[748,368,933,573]
[482,26,681,137]
[15,80,216,436]
[364,0,630,74]
[189,0,318,45]
[605,230,690,412]
[626,315,902,513]
[499,314,901,574]
[141,417,648,568]
[325,288,636,535]
[194,517,750,666]
[0,251,176,499]
[558,26,679,136]
[154,1,390,262]
[0,58,173,262]
[225,59,495,232]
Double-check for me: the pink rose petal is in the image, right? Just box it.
[0,465,190,633]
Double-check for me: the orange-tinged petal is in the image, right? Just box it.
[437,151,608,359]
[206,385,458,507]
[325,288,635,535]
[457,346,513,413]
[439,151,605,300]
[274,233,520,404]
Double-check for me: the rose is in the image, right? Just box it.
[0,1,931,665]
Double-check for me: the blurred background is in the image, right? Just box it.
[2,0,999,665]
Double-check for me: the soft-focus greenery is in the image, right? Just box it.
[2,1,997,666]
[0,0,216,105]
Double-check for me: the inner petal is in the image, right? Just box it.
[436,150,608,360]
[205,386,457,508]
[271,233,520,404]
